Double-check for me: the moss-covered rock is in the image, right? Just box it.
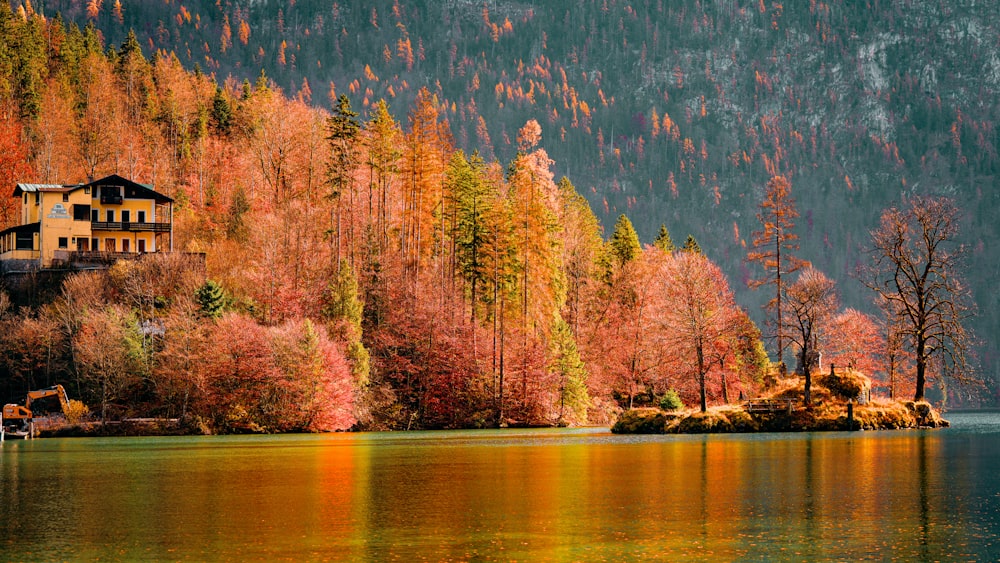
[611,408,669,434]
[902,401,950,428]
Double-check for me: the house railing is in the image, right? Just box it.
[91,221,171,232]
[53,251,142,265]
[51,250,205,267]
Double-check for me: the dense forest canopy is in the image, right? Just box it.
[0,0,993,429]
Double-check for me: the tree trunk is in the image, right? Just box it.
[915,337,926,401]
[698,342,707,413]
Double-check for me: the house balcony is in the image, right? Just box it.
[100,194,123,205]
[53,250,143,266]
[91,221,171,232]
[51,250,206,269]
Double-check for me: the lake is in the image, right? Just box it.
[2,412,999,561]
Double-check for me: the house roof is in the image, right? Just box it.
[83,174,172,203]
[13,183,78,194]
[0,222,40,238]
[12,175,173,204]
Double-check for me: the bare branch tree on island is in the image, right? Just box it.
[864,196,976,402]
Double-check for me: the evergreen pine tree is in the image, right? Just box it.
[210,86,232,135]
[325,94,360,267]
[609,214,641,266]
[549,317,590,425]
[323,261,370,386]
[682,234,702,254]
[195,280,227,318]
[653,224,675,252]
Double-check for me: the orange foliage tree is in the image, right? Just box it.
[747,175,808,368]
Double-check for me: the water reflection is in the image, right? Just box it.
[1,420,999,561]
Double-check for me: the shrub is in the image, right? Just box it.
[659,389,684,411]
[820,368,871,400]
[64,399,90,424]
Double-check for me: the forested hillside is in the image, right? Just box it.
[0,0,994,425]
[28,0,998,393]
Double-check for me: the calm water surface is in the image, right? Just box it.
[2,412,1000,561]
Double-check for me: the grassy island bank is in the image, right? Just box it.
[612,371,949,434]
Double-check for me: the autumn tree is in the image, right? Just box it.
[556,176,603,336]
[506,120,566,415]
[659,251,745,412]
[401,87,451,279]
[824,308,884,380]
[865,196,975,401]
[363,99,402,251]
[747,175,808,368]
[783,268,838,404]
[74,305,147,421]
[0,108,34,228]
[877,295,914,400]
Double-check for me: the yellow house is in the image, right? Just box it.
[0,174,173,269]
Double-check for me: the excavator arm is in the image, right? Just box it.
[25,385,71,413]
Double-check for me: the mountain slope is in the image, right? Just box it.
[31,0,1000,395]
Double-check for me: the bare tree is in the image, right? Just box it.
[783,268,838,405]
[865,196,975,401]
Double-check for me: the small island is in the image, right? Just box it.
[612,367,949,434]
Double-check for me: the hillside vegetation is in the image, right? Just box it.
[0,2,990,432]
[26,0,998,398]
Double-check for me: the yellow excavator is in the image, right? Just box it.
[2,384,74,439]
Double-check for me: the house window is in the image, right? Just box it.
[106,210,114,222]
[23,194,27,204]
[91,238,98,250]
[62,193,69,202]
[58,237,68,249]
[100,186,123,205]
[84,187,91,195]
[78,238,89,251]
[91,209,98,222]
[122,210,131,223]
[122,239,130,252]
[15,232,33,250]
[105,238,116,252]
[137,239,146,253]
[137,211,146,223]
[34,193,40,205]
[74,205,91,221]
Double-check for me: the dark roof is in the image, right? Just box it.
[0,222,40,238]
[82,174,174,204]
[12,175,173,204]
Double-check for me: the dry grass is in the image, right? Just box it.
[611,371,949,434]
